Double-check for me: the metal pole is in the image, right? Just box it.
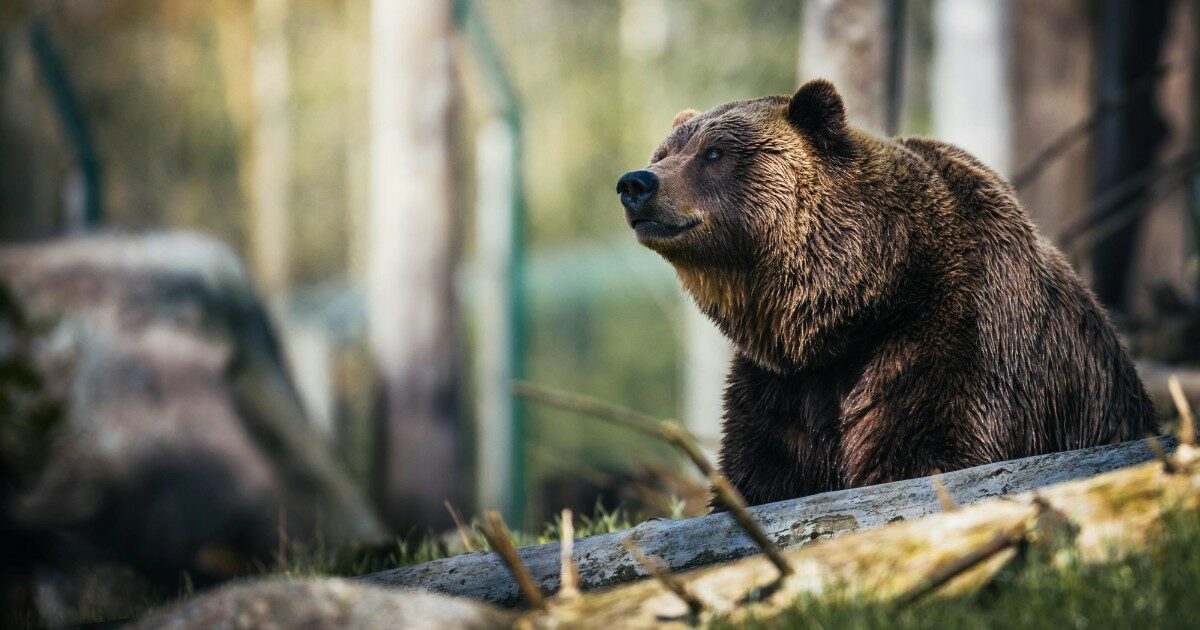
[457,0,529,526]
[29,17,101,230]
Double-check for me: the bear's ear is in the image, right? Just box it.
[787,79,853,160]
[672,109,700,128]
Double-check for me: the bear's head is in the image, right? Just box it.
[616,79,926,372]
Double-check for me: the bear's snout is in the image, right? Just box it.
[616,170,659,215]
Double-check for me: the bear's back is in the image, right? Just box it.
[896,136,1157,454]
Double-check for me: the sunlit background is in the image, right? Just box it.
[2,0,1199,624]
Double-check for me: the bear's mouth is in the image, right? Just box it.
[631,217,700,240]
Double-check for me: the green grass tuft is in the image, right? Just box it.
[270,501,650,579]
[721,511,1200,629]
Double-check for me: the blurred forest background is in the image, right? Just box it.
[2,2,1200,619]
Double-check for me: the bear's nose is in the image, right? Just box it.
[616,170,659,213]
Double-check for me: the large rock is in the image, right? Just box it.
[0,233,385,623]
[130,578,511,630]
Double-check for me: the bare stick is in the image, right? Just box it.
[479,510,546,610]
[444,500,476,552]
[1169,375,1197,447]
[622,537,706,616]
[517,381,790,577]
[1011,56,1191,190]
[709,473,792,577]
[559,509,580,599]
[513,381,720,448]
[1145,436,1178,474]
[1059,151,1199,255]
[662,420,792,577]
[931,470,956,512]
[659,420,717,477]
[895,523,1026,607]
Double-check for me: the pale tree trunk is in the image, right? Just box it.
[800,0,891,133]
[681,308,729,461]
[1010,0,1095,238]
[474,119,517,519]
[931,0,1011,176]
[368,0,461,530]
[249,0,290,294]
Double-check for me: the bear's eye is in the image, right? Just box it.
[702,147,723,161]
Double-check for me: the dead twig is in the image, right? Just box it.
[1012,56,1192,190]
[931,469,956,512]
[444,500,476,552]
[662,421,792,578]
[559,509,580,600]
[1146,436,1178,475]
[622,537,706,617]
[479,510,546,610]
[512,381,720,448]
[1169,375,1197,447]
[1058,150,1200,257]
[709,473,792,578]
[517,381,791,577]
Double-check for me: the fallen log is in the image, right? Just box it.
[362,436,1171,603]
[534,441,1200,628]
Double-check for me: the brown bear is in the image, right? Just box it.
[616,79,1157,507]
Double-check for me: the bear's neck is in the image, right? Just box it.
[675,254,945,375]
[675,264,851,374]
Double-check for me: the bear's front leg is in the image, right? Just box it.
[714,354,847,507]
[837,368,990,488]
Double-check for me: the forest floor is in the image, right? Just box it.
[258,502,1200,629]
[725,510,1200,629]
[107,500,1200,628]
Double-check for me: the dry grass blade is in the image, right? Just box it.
[516,381,790,577]
[512,381,720,448]
[709,473,792,578]
[513,381,665,437]
[658,420,717,477]
[931,470,956,511]
[479,510,546,610]
[1145,436,1177,474]
[444,500,476,552]
[559,509,580,599]
[1169,375,1197,447]
[621,537,706,616]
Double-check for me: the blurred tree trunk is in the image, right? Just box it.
[368,0,462,531]
[800,0,891,133]
[1124,0,1196,319]
[1010,0,1095,239]
[1091,0,1172,313]
[249,0,290,294]
[930,0,1011,175]
[0,14,78,241]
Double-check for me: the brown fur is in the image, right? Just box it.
[624,80,1157,506]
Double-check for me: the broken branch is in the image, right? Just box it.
[621,537,706,617]
[559,509,580,600]
[479,510,546,610]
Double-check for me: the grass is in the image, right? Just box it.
[269,501,647,579]
[83,501,1200,628]
[722,511,1200,630]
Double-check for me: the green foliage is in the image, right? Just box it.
[721,511,1200,630]
[536,502,637,545]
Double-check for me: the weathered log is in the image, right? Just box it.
[363,437,1171,603]
[535,443,1200,628]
